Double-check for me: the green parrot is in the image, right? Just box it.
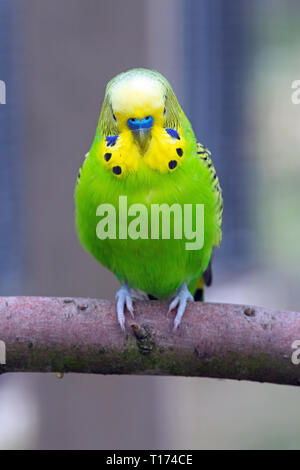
[75,68,223,330]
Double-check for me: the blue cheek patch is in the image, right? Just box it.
[105,135,118,147]
[166,128,180,140]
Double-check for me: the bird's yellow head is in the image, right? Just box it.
[95,69,189,177]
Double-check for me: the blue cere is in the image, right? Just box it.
[127,116,154,130]
[166,128,180,140]
[105,135,118,147]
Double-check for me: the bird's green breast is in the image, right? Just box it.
[75,134,220,298]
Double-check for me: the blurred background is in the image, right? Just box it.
[0,0,300,450]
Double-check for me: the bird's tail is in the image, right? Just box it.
[194,276,204,301]
[194,259,213,301]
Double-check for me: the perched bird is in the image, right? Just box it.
[75,68,222,330]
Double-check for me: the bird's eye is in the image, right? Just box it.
[112,112,117,122]
[163,107,166,116]
[145,116,150,120]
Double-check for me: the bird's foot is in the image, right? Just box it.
[168,282,194,330]
[116,283,140,330]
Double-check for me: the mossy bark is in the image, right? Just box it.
[0,297,300,386]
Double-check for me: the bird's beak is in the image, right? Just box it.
[132,128,152,152]
[128,116,153,153]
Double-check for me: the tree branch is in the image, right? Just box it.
[0,296,300,385]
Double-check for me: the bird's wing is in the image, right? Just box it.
[196,142,223,235]
[193,143,223,299]
[76,152,90,185]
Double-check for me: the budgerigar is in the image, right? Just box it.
[75,68,223,330]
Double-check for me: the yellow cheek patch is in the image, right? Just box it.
[99,131,140,177]
[143,126,185,174]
